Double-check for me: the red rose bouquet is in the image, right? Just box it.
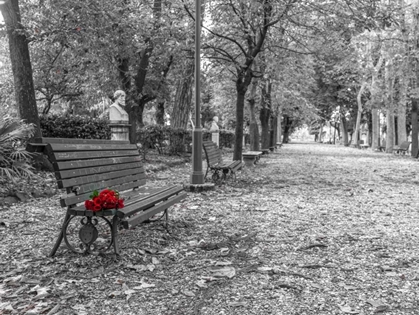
[84,189,124,212]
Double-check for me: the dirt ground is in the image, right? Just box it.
[0,142,418,315]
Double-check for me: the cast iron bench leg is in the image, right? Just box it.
[112,216,120,256]
[49,210,72,257]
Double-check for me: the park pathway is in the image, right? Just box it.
[0,142,418,315]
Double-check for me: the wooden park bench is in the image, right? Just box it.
[28,138,187,256]
[242,151,263,167]
[393,141,410,155]
[202,140,242,183]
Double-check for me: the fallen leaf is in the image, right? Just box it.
[210,266,236,279]
[338,304,359,314]
[182,290,195,297]
[132,282,155,290]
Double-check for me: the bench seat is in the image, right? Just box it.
[29,137,187,256]
[203,141,242,183]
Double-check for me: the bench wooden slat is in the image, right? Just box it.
[57,161,144,180]
[123,185,180,207]
[118,185,185,218]
[48,149,140,162]
[122,192,187,229]
[57,166,145,189]
[60,177,147,207]
[71,186,180,211]
[54,156,143,172]
[48,143,137,151]
[59,170,146,194]
[34,137,130,145]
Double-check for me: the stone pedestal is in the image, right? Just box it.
[110,121,130,141]
[211,132,219,147]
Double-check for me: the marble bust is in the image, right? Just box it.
[109,90,129,123]
[210,116,219,132]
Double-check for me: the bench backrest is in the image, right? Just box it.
[399,141,410,150]
[203,141,222,166]
[38,138,146,208]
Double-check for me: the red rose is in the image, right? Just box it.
[85,200,93,210]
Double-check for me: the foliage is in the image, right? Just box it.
[219,130,235,148]
[40,114,111,139]
[0,115,36,180]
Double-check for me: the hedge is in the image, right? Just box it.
[40,114,111,139]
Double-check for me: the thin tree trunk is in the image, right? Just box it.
[372,109,380,148]
[271,116,277,147]
[259,80,271,150]
[282,115,292,144]
[233,89,246,160]
[248,76,260,151]
[352,81,367,146]
[370,53,384,149]
[277,108,282,144]
[385,61,395,153]
[398,2,408,145]
[340,116,349,146]
[318,123,323,143]
[156,101,165,125]
[1,0,41,138]
[172,63,194,129]
[412,99,419,158]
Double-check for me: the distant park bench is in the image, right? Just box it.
[202,140,242,183]
[28,137,186,256]
[393,141,410,155]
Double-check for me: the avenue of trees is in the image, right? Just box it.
[0,0,418,158]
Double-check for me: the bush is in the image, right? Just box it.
[219,129,235,148]
[0,115,36,180]
[40,114,111,139]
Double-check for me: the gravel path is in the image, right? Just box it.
[0,142,418,315]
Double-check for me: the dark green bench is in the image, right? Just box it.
[202,140,242,183]
[28,138,187,256]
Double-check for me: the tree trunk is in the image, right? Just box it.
[156,101,165,125]
[318,123,324,143]
[172,53,194,129]
[260,107,270,149]
[277,109,282,144]
[233,89,246,160]
[271,116,277,147]
[411,8,419,158]
[259,80,271,150]
[282,115,292,144]
[1,0,41,138]
[385,110,395,152]
[248,76,260,151]
[352,81,367,146]
[412,98,419,158]
[372,109,380,149]
[340,116,349,146]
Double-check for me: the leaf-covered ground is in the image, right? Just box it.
[0,142,418,315]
